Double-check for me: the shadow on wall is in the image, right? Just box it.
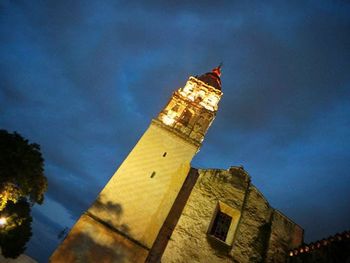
[93,198,123,214]
[91,196,130,234]
[250,221,272,263]
[206,235,232,255]
[54,232,126,263]
[51,195,155,262]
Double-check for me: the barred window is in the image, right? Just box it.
[210,211,232,242]
[208,202,241,246]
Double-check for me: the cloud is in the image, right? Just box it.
[26,208,63,262]
[0,0,350,261]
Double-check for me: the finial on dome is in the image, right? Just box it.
[212,63,222,77]
[196,64,222,90]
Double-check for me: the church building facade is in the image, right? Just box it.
[50,67,303,262]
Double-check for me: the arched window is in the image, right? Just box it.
[194,116,204,132]
[171,104,179,112]
[180,110,192,126]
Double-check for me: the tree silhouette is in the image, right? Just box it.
[0,129,47,258]
[0,199,32,258]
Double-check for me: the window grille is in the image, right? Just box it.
[210,211,232,242]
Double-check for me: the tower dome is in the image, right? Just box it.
[197,65,222,90]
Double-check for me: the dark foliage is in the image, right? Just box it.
[0,129,47,205]
[0,129,47,258]
[0,199,32,258]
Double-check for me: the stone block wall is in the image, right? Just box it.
[230,185,272,263]
[266,210,304,262]
[161,167,303,263]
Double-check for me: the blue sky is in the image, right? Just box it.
[1,1,350,262]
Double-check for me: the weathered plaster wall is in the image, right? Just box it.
[88,121,198,249]
[266,211,304,262]
[146,168,200,262]
[50,213,148,263]
[161,167,303,263]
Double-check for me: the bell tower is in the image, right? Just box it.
[50,66,223,263]
[158,66,222,144]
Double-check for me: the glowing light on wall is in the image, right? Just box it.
[182,82,194,94]
[159,75,223,141]
[179,79,221,111]
[162,115,175,126]
[0,217,7,226]
[180,82,196,101]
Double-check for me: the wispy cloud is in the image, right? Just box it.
[1,1,350,261]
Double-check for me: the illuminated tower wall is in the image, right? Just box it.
[50,67,223,263]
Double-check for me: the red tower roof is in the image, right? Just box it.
[197,65,222,90]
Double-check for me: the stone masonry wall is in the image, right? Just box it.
[161,167,303,263]
[266,211,304,262]
[229,185,273,263]
[161,167,249,263]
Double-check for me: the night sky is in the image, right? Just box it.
[1,1,350,262]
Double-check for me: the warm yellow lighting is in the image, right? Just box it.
[199,101,214,111]
[182,82,194,93]
[180,81,197,101]
[208,95,219,106]
[162,115,175,126]
[0,217,7,226]
[161,108,179,126]
[198,89,206,97]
